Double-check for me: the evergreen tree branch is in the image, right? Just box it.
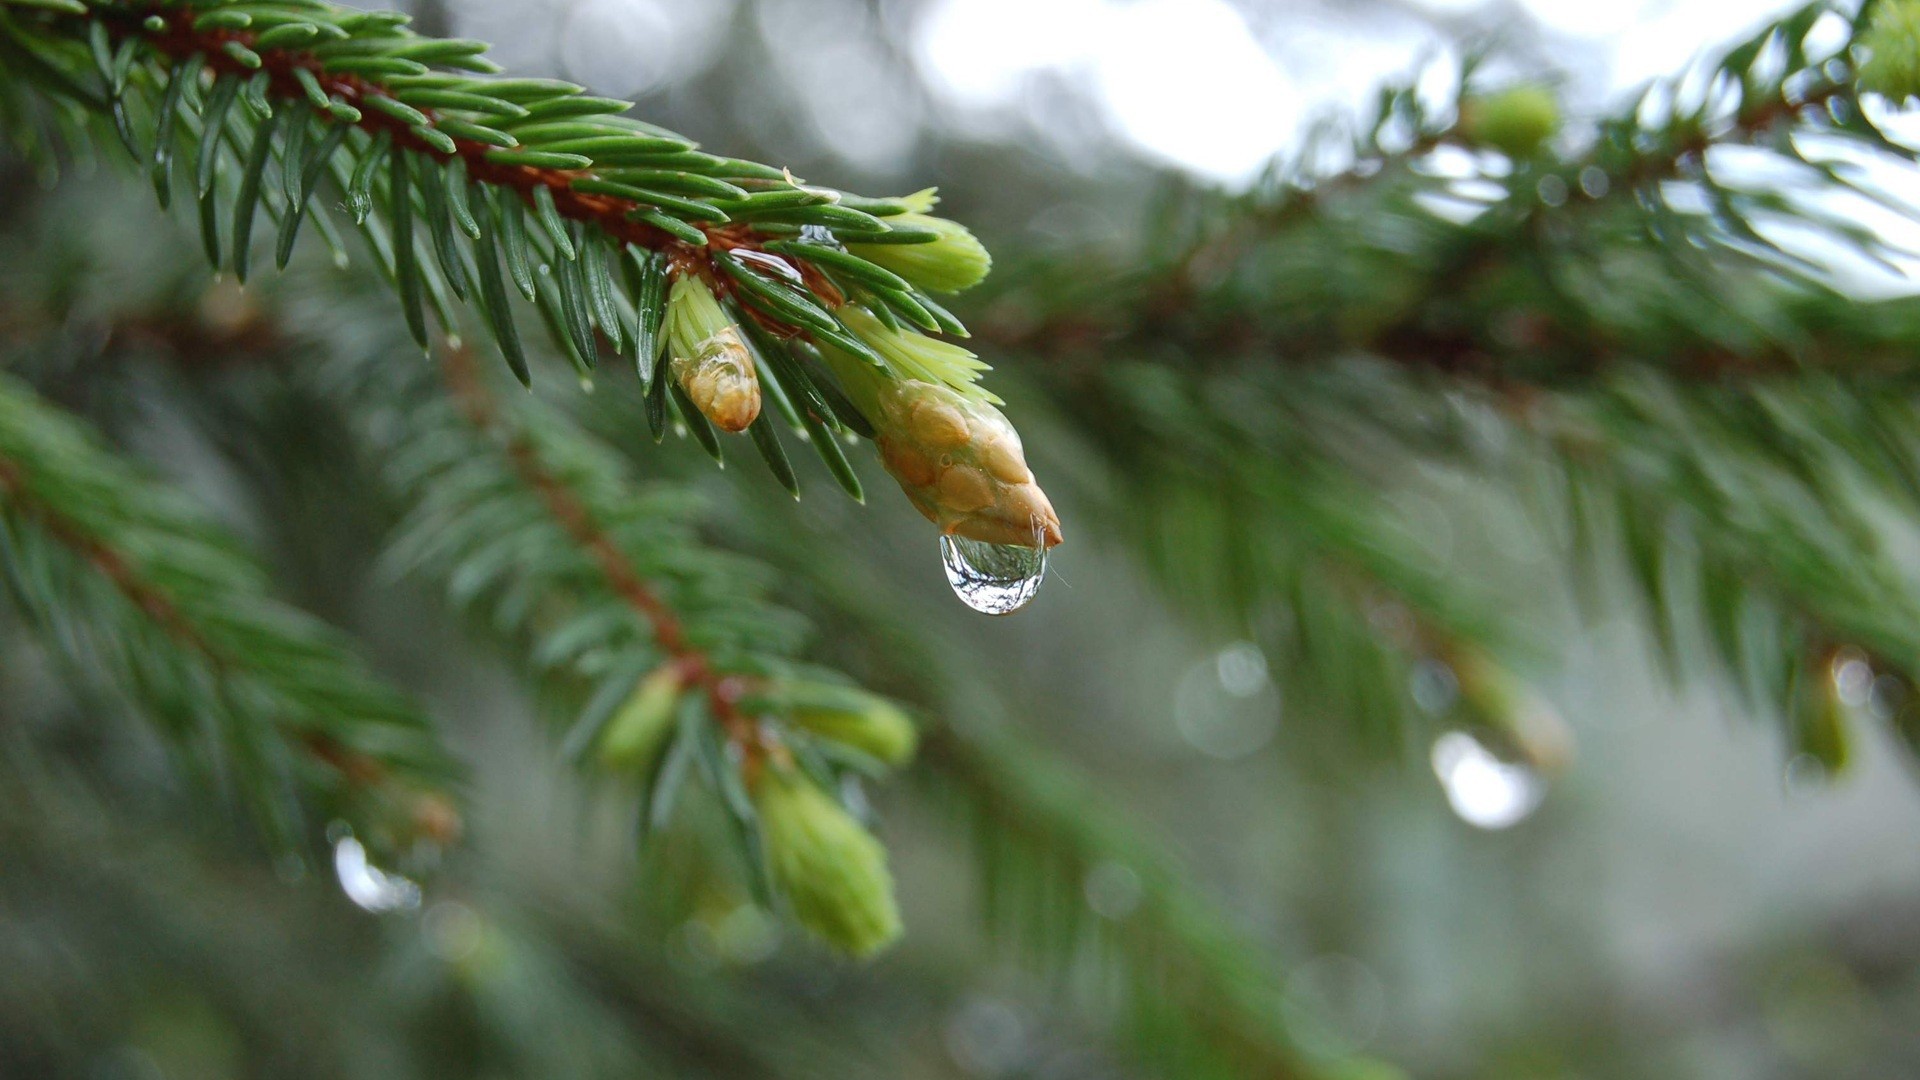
[434,343,767,757]
[1525,375,1920,769]
[0,370,460,855]
[0,774,906,1078]
[308,311,917,955]
[989,2,1916,388]
[968,1,1920,770]
[3,223,1386,1068]
[0,0,1062,555]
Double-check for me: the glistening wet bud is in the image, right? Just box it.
[870,378,1063,548]
[595,665,683,771]
[813,308,1061,548]
[752,768,902,957]
[757,680,918,767]
[848,189,991,294]
[1860,0,1920,102]
[1458,85,1562,158]
[664,275,760,432]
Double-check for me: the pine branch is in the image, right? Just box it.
[989,2,1919,388]
[1528,374,1920,771]
[0,202,1398,1068]
[0,370,459,856]
[0,0,1061,559]
[309,315,918,955]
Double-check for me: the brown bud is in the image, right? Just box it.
[671,326,761,432]
[872,380,1062,548]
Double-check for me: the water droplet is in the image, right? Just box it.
[332,833,422,912]
[798,224,840,246]
[939,535,1046,615]
[1214,640,1269,698]
[1430,731,1545,829]
[732,248,806,285]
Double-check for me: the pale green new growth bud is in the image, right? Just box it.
[596,665,683,771]
[854,216,990,293]
[664,275,760,432]
[1860,0,1920,102]
[815,307,1062,548]
[753,769,902,957]
[1459,85,1561,158]
[848,191,991,294]
[773,681,918,767]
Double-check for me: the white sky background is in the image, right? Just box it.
[915,0,1809,182]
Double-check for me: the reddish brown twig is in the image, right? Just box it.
[436,343,768,765]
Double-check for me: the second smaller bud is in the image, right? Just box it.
[665,275,761,432]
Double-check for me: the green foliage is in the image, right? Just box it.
[0,0,1059,549]
[1457,84,1561,158]
[10,0,1920,1074]
[984,0,1920,770]
[0,370,457,855]
[318,323,921,954]
[753,766,901,957]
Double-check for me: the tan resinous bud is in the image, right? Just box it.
[817,307,1063,549]
[665,275,761,432]
[874,379,1063,548]
[752,767,902,957]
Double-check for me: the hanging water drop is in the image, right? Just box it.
[332,830,423,912]
[939,534,1047,615]
[1429,731,1545,830]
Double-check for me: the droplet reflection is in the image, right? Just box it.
[939,535,1046,615]
[332,834,422,913]
[1430,731,1545,829]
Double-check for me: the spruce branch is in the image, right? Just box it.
[0,370,459,856]
[0,224,1393,1066]
[989,1,1915,388]
[968,0,1920,772]
[1524,375,1920,771]
[313,318,916,956]
[0,0,1062,556]
[436,343,765,756]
